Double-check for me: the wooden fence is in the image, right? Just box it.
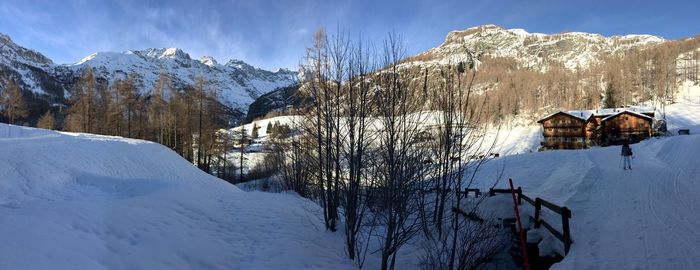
[488,187,573,254]
[423,185,572,254]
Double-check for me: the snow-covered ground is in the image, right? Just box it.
[3,80,698,269]
[468,81,700,269]
[0,124,354,269]
[234,113,542,159]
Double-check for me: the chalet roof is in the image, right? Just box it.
[538,106,657,124]
[601,110,654,122]
[537,111,591,123]
[592,106,655,117]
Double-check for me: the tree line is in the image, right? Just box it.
[462,35,700,126]
[0,68,237,179]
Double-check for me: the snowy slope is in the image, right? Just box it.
[0,33,65,97]
[67,48,298,110]
[0,124,353,269]
[402,24,666,71]
[466,93,700,269]
[666,80,700,133]
[472,133,700,269]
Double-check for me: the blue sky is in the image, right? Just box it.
[0,0,698,70]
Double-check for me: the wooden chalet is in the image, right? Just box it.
[599,111,654,145]
[537,111,596,150]
[538,107,657,150]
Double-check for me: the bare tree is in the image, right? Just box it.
[0,79,29,125]
[149,71,170,144]
[302,27,341,231]
[65,68,98,133]
[37,110,55,129]
[372,33,430,270]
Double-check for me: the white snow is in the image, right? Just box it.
[65,48,297,111]
[0,124,354,269]
[465,87,700,269]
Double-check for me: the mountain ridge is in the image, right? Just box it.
[0,34,298,120]
[402,24,668,70]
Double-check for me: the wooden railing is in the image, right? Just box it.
[424,185,573,255]
[423,187,481,198]
[489,186,573,254]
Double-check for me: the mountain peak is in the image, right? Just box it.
[225,59,255,70]
[0,32,54,66]
[0,32,12,44]
[420,25,668,71]
[199,56,218,67]
[130,48,191,60]
[161,48,189,59]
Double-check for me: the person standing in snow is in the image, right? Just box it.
[621,142,633,170]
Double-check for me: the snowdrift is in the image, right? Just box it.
[0,124,353,269]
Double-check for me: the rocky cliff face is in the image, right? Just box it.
[0,33,298,120]
[401,24,666,71]
[0,33,66,103]
[67,48,298,110]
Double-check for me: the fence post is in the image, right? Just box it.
[489,188,495,196]
[476,189,481,197]
[517,187,522,205]
[463,188,468,198]
[534,198,542,228]
[562,207,572,254]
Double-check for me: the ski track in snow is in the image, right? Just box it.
[473,134,700,270]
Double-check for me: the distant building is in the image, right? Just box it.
[538,107,659,150]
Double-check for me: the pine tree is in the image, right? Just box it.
[0,79,29,124]
[266,121,273,137]
[604,81,617,108]
[251,123,259,139]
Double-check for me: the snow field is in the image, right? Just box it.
[0,124,354,269]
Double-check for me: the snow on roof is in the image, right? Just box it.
[601,109,654,122]
[538,111,592,123]
[564,110,594,120]
[539,106,658,123]
[593,106,655,117]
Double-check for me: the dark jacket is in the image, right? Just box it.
[621,145,633,156]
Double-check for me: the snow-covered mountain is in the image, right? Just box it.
[402,24,666,70]
[0,32,298,114]
[67,48,298,110]
[0,33,66,102]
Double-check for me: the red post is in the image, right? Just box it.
[509,178,531,270]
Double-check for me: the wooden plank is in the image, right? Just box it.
[540,219,565,243]
[562,207,572,254]
[451,207,484,223]
[521,194,536,206]
[462,188,481,198]
[539,197,565,215]
[489,188,511,196]
[534,198,542,228]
